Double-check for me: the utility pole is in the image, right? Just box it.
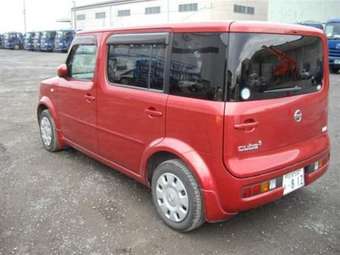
[23,0,27,33]
[73,1,77,30]
[167,0,170,22]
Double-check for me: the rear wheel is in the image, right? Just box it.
[151,159,205,232]
[39,109,62,152]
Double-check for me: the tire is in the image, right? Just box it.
[39,109,62,152]
[151,159,205,232]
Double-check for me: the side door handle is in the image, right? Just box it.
[234,120,259,130]
[145,107,163,118]
[84,93,96,103]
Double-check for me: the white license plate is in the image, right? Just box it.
[335,59,340,64]
[283,168,305,195]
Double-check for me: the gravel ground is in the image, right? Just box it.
[0,49,339,255]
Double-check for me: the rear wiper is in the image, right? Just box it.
[264,86,302,93]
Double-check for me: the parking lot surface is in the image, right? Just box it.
[0,49,339,255]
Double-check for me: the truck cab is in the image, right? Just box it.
[40,31,57,51]
[325,18,340,73]
[33,32,42,51]
[24,32,35,50]
[4,32,23,50]
[54,30,74,52]
[298,21,324,30]
[0,34,4,48]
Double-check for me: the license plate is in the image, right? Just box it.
[283,168,305,195]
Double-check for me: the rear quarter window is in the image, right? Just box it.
[169,33,228,101]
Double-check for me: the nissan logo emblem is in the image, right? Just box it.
[294,109,303,122]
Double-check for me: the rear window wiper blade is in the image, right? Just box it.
[264,86,302,93]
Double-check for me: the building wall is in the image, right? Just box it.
[72,0,268,30]
[268,0,340,23]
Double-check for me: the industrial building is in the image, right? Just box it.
[71,0,269,30]
[268,0,340,24]
[71,0,340,31]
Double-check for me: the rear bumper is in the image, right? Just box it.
[203,144,330,222]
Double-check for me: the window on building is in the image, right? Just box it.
[107,43,165,90]
[169,33,228,101]
[145,6,161,15]
[95,12,106,19]
[233,4,255,15]
[76,14,86,21]
[67,44,97,80]
[247,6,255,14]
[179,3,198,12]
[118,9,131,17]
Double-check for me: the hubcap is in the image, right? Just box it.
[155,173,189,223]
[40,116,52,146]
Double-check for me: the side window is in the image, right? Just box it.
[67,44,97,80]
[107,43,165,90]
[169,33,228,101]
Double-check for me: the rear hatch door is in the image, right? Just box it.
[223,23,329,178]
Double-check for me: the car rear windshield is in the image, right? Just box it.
[227,33,323,101]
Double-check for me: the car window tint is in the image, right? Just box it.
[107,43,165,90]
[150,44,165,90]
[169,33,228,101]
[227,33,323,101]
[69,44,97,80]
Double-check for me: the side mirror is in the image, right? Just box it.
[57,64,68,78]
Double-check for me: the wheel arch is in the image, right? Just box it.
[141,138,216,192]
[37,96,60,129]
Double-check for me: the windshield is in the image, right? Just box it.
[25,33,34,39]
[6,33,17,39]
[56,31,64,38]
[325,23,340,39]
[42,31,55,38]
[228,33,323,101]
[56,31,71,38]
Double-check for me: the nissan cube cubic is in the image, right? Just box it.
[37,22,330,232]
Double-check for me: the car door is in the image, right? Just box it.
[97,32,169,173]
[57,35,98,152]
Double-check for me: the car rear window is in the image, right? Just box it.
[227,33,324,101]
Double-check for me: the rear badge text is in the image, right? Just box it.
[238,140,262,152]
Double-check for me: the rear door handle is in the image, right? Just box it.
[234,121,259,130]
[84,93,95,102]
[145,107,163,118]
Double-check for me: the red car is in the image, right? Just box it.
[37,22,330,232]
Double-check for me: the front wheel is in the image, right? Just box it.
[39,109,61,152]
[151,159,205,232]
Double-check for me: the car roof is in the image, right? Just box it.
[77,21,325,36]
